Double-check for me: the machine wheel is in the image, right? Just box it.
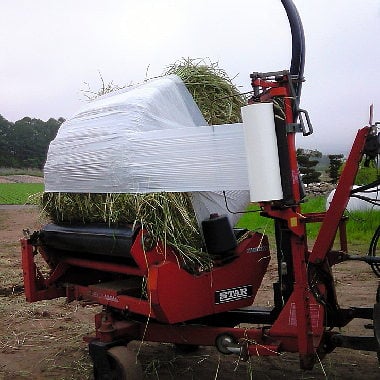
[316,333,336,360]
[174,343,199,353]
[94,345,143,380]
[374,284,380,364]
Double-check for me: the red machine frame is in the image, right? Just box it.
[21,71,379,378]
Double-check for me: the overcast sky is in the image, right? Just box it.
[1,0,380,154]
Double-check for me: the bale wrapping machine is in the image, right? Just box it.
[21,0,380,378]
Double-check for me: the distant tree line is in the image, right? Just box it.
[0,115,63,169]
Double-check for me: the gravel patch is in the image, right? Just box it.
[0,175,44,183]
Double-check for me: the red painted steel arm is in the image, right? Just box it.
[309,127,369,264]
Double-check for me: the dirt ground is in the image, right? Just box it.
[0,175,44,184]
[0,204,380,379]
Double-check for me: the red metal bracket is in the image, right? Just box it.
[21,238,66,302]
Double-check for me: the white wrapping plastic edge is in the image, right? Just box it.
[326,186,380,211]
[191,190,250,228]
[241,103,283,202]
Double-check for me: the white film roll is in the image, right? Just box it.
[241,103,283,202]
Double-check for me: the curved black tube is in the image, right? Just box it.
[281,0,305,100]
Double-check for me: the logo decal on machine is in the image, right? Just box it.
[215,285,253,304]
[246,245,269,253]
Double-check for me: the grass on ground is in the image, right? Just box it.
[0,183,44,205]
[236,195,380,254]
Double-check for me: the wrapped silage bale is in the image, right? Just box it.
[40,59,249,272]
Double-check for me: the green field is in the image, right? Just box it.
[236,196,327,238]
[236,196,380,253]
[0,183,44,205]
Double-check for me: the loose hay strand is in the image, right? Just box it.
[165,57,247,125]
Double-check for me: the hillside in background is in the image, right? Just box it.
[315,154,331,172]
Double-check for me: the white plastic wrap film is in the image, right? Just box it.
[44,75,208,192]
[241,103,283,202]
[44,74,251,225]
[45,124,250,193]
[326,186,380,211]
[45,75,251,193]
[191,191,250,228]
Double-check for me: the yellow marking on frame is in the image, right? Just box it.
[290,217,298,227]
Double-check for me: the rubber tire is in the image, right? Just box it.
[95,346,143,380]
[174,344,199,354]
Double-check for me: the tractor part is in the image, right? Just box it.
[89,340,143,380]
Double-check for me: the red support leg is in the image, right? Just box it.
[310,127,369,264]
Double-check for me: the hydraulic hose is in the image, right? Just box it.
[281,0,305,102]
